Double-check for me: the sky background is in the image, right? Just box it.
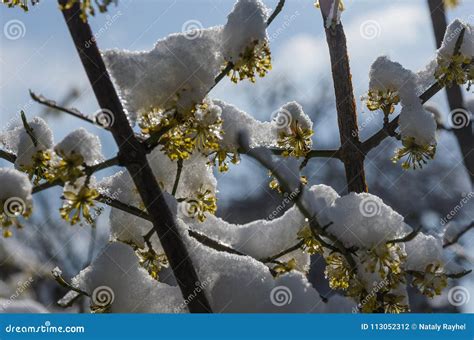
[1,0,473,311]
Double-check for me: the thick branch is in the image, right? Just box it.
[427,0,474,184]
[0,149,16,163]
[319,0,367,193]
[58,1,211,312]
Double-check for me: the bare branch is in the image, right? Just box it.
[443,221,474,248]
[58,0,211,312]
[266,0,286,27]
[30,90,102,129]
[0,149,16,163]
[319,0,367,193]
[260,240,304,263]
[171,159,183,196]
[386,225,422,244]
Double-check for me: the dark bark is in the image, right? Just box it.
[427,0,474,185]
[319,0,368,193]
[58,1,211,313]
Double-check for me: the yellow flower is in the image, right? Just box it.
[209,149,240,172]
[364,243,406,280]
[137,249,169,281]
[443,0,460,8]
[277,121,314,158]
[411,263,448,297]
[383,294,409,313]
[273,258,298,276]
[365,89,400,116]
[392,137,436,170]
[20,149,53,185]
[227,40,272,83]
[182,188,217,222]
[0,197,32,237]
[324,253,352,290]
[160,127,194,161]
[269,171,307,193]
[49,152,85,183]
[297,225,323,255]
[60,183,99,225]
[435,53,471,87]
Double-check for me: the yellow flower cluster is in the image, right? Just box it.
[60,0,116,22]
[137,249,169,281]
[297,225,323,255]
[364,243,406,281]
[435,54,472,88]
[324,253,352,290]
[365,89,400,116]
[209,149,240,172]
[227,40,272,83]
[182,188,217,222]
[272,258,298,276]
[268,171,307,193]
[60,180,99,225]
[392,136,436,170]
[411,263,448,297]
[277,121,314,158]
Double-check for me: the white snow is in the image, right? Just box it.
[55,128,103,165]
[398,103,437,145]
[0,167,33,204]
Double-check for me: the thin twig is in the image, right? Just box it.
[239,134,357,270]
[30,90,103,128]
[0,149,16,163]
[211,0,286,90]
[443,221,474,248]
[188,229,247,257]
[387,225,422,244]
[260,240,304,263]
[172,159,183,196]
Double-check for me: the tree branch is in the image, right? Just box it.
[58,0,211,313]
[0,149,16,163]
[443,221,474,248]
[319,0,367,193]
[427,0,474,185]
